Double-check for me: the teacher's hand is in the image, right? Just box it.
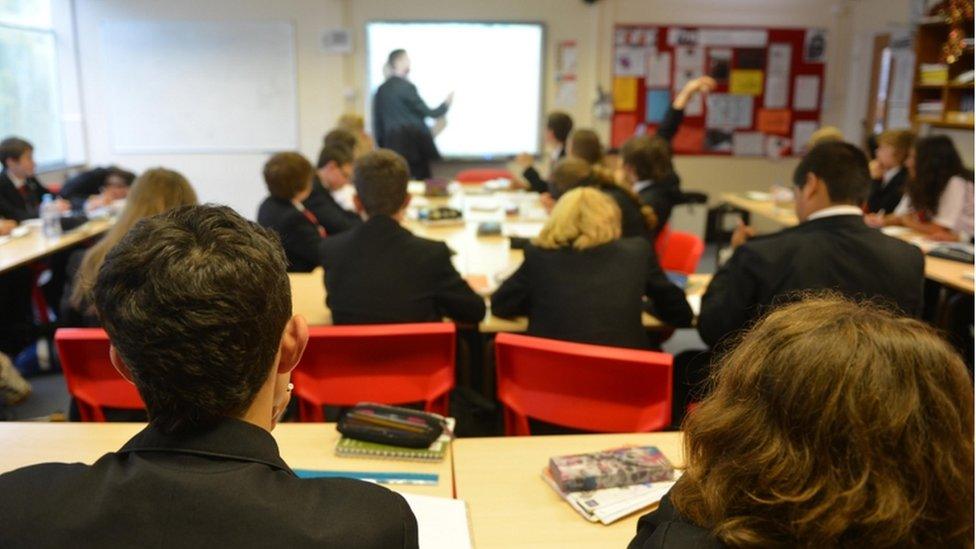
[444,91,454,107]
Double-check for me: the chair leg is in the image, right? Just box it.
[90,404,107,423]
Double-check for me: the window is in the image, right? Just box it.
[0,0,64,167]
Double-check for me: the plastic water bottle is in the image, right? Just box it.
[41,194,62,239]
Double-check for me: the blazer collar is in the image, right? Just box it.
[118,418,294,475]
[799,213,870,231]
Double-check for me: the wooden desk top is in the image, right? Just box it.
[0,218,114,274]
[721,192,974,294]
[453,431,684,549]
[0,422,453,498]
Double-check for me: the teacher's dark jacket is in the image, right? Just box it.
[0,418,419,549]
[320,215,486,325]
[698,213,925,348]
[866,167,908,214]
[0,169,51,221]
[372,76,448,178]
[257,196,326,273]
[491,238,693,349]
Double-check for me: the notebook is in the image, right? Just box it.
[335,418,454,462]
[401,493,472,549]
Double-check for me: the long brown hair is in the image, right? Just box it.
[907,135,972,216]
[70,168,197,312]
[672,295,974,547]
[550,157,657,232]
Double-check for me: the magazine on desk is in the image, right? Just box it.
[542,468,681,525]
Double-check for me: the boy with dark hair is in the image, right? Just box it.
[620,135,680,234]
[516,111,574,193]
[320,150,485,324]
[257,152,326,272]
[303,143,362,235]
[0,205,419,548]
[0,136,68,221]
[59,166,136,211]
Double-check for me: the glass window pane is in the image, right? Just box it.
[0,26,64,165]
[0,0,51,29]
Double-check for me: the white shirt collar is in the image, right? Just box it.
[6,171,24,189]
[633,180,652,193]
[881,166,900,186]
[549,145,563,163]
[806,205,864,221]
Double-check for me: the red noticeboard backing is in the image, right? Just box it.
[611,25,826,156]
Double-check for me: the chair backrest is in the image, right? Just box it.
[292,323,456,415]
[455,168,514,185]
[654,222,671,257]
[54,328,144,420]
[494,333,673,435]
[659,230,705,275]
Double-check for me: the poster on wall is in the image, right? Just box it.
[804,29,827,63]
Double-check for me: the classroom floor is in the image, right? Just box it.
[2,245,719,424]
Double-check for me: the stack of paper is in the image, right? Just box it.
[401,493,473,549]
[542,469,682,525]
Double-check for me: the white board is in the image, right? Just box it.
[100,20,298,153]
[366,22,544,159]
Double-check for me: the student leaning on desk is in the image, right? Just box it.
[0,205,418,549]
[629,296,973,548]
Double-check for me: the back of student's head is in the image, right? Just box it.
[546,111,573,144]
[336,113,365,133]
[0,136,32,169]
[671,294,974,547]
[908,135,969,215]
[323,127,358,152]
[568,129,604,166]
[353,149,409,217]
[72,168,198,311]
[877,128,915,164]
[806,125,844,148]
[317,143,354,170]
[94,205,292,434]
[621,135,673,182]
[550,157,657,231]
[792,141,870,205]
[106,166,137,187]
[263,152,313,200]
[534,187,621,250]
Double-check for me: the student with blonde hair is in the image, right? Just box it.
[806,125,843,149]
[492,187,691,349]
[866,128,914,213]
[335,113,375,158]
[630,295,973,548]
[62,167,198,326]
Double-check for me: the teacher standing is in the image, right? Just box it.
[372,49,453,179]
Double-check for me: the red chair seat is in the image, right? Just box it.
[455,168,514,184]
[658,230,705,275]
[73,379,145,410]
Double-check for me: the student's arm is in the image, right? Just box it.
[280,213,324,273]
[697,245,763,348]
[642,246,693,328]
[522,166,549,194]
[657,76,716,143]
[490,261,532,318]
[431,243,487,323]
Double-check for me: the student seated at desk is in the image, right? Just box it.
[257,152,328,273]
[865,129,914,214]
[336,113,376,158]
[62,168,198,327]
[303,144,362,235]
[0,205,419,548]
[491,187,692,349]
[629,296,973,548]
[59,166,136,212]
[515,111,573,194]
[872,135,974,242]
[0,136,69,222]
[320,149,485,325]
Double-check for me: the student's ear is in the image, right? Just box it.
[277,315,309,375]
[803,172,821,201]
[353,194,365,213]
[401,194,412,210]
[316,166,329,184]
[108,345,136,385]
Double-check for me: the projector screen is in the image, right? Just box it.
[366,21,544,159]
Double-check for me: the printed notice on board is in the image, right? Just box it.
[764,43,792,108]
[613,77,638,111]
[674,47,705,115]
[615,47,646,77]
[793,120,819,152]
[730,70,764,96]
[705,94,754,129]
[793,75,820,111]
[646,49,672,88]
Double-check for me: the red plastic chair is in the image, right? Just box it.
[654,223,671,257]
[494,333,673,435]
[659,231,705,275]
[454,168,514,185]
[292,323,456,421]
[54,328,145,421]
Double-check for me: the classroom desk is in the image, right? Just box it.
[454,431,684,548]
[290,270,711,331]
[721,192,975,294]
[0,218,114,275]
[0,422,453,498]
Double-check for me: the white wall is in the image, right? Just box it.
[72,0,937,217]
[72,0,345,217]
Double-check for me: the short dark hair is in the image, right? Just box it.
[317,143,354,170]
[93,205,292,434]
[263,152,313,200]
[0,136,33,169]
[387,48,407,67]
[569,129,604,165]
[621,135,673,182]
[323,128,358,151]
[547,112,574,143]
[105,166,137,186]
[353,149,409,216]
[792,141,870,205]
